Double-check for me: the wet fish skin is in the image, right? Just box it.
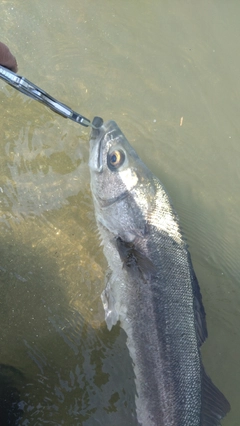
[89,120,230,426]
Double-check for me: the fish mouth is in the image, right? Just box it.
[89,124,105,172]
[89,120,121,172]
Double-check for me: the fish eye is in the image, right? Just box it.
[107,149,125,171]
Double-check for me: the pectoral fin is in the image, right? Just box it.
[101,286,119,331]
[116,236,157,281]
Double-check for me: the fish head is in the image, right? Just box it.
[89,120,156,241]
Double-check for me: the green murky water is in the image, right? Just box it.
[0,1,239,424]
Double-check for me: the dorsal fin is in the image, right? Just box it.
[188,252,208,346]
[201,367,230,425]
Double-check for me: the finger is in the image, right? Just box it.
[0,42,18,72]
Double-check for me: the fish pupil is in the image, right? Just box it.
[111,154,117,164]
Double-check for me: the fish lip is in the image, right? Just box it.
[97,134,104,172]
[89,127,105,172]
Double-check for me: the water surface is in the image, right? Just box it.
[0,1,239,424]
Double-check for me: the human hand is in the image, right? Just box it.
[0,42,18,72]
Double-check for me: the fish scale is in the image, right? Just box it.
[89,119,230,426]
[125,229,201,425]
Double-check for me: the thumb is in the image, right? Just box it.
[0,42,18,72]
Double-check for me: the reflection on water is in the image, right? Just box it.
[0,0,239,425]
[19,320,137,425]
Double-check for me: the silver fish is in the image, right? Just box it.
[89,120,230,426]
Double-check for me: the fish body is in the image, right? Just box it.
[89,120,230,426]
